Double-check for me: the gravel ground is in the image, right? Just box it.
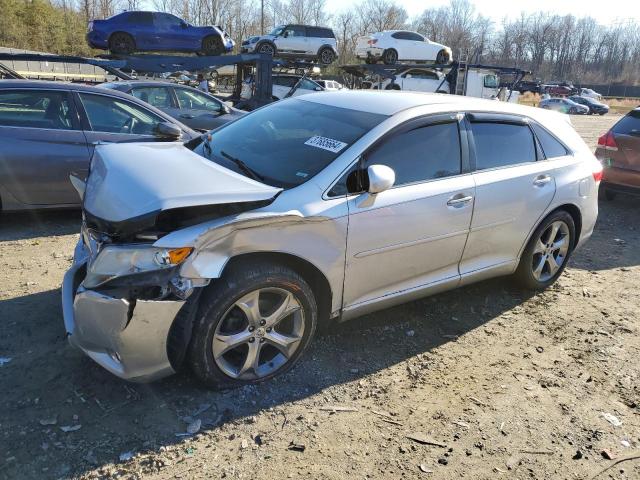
[0,113,638,480]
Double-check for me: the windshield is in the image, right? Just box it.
[188,99,387,189]
[270,25,285,36]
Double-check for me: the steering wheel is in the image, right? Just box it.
[121,117,138,134]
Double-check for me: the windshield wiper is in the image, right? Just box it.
[220,150,265,182]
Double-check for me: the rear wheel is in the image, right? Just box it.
[109,33,135,55]
[382,48,398,65]
[202,35,224,56]
[599,188,617,201]
[436,49,449,64]
[514,210,575,290]
[188,262,317,388]
[318,47,336,65]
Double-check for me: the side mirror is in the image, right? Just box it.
[155,122,182,140]
[180,21,188,29]
[315,86,323,91]
[405,74,412,79]
[367,164,395,194]
[221,103,231,114]
[283,31,289,38]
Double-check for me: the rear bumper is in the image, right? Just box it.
[62,238,185,382]
[356,47,384,59]
[601,166,640,191]
[86,31,108,49]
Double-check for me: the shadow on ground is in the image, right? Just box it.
[0,194,638,479]
[0,210,81,241]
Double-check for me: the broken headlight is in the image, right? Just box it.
[84,245,192,288]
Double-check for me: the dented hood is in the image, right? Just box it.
[84,142,281,223]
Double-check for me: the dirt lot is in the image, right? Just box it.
[1,114,638,480]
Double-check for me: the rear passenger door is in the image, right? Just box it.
[0,88,89,206]
[343,115,474,308]
[459,114,556,277]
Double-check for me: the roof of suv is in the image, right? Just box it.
[298,90,541,117]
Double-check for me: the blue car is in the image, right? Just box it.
[87,11,235,56]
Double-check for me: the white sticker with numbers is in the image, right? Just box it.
[304,135,348,153]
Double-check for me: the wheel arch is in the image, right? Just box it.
[256,40,276,53]
[222,252,333,325]
[518,203,583,261]
[109,31,136,46]
[316,44,338,56]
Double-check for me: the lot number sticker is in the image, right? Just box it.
[304,136,348,153]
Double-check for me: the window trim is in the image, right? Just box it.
[324,112,470,198]
[72,90,170,135]
[0,87,81,131]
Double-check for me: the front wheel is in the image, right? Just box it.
[257,42,275,57]
[188,262,317,388]
[514,211,575,290]
[202,35,224,56]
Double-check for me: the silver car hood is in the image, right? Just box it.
[84,142,281,223]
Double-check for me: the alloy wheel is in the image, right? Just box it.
[320,49,334,64]
[258,43,274,55]
[212,287,305,380]
[531,220,570,282]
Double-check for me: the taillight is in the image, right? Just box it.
[597,131,618,151]
[367,38,378,45]
[592,160,603,183]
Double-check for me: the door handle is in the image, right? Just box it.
[447,194,473,207]
[533,175,552,186]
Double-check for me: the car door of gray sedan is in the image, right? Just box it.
[342,114,475,311]
[0,88,90,206]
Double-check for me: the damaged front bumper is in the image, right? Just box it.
[62,238,187,382]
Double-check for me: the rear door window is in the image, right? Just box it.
[365,121,462,186]
[471,122,536,170]
[127,12,153,26]
[0,89,76,130]
[613,110,640,136]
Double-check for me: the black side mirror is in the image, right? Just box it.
[155,122,182,140]
[283,31,289,38]
[180,21,188,29]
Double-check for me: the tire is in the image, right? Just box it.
[514,210,575,290]
[599,112,606,116]
[318,47,336,65]
[599,188,616,201]
[188,261,318,389]
[202,35,224,56]
[364,57,374,64]
[108,32,135,55]
[436,49,449,64]
[384,83,400,90]
[382,48,398,65]
[257,42,276,57]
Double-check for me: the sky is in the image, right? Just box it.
[325,0,640,26]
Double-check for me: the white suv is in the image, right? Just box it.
[241,24,338,65]
[356,30,452,65]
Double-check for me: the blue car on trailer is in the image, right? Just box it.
[87,11,234,56]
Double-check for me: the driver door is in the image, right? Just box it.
[277,25,308,54]
[73,91,169,161]
[343,114,475,310]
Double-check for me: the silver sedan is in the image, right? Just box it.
[63,91,601,387]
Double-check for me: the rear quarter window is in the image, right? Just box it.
[532,124,569,159]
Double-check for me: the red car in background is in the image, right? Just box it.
[544,84,574,96]
[595,108,640,200]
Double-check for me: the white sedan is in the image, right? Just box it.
[356,30,452,65]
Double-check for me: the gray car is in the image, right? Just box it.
[62,92,601,387]
[0,80,197,211]
[539,97,589,115]
[101,81,245,132]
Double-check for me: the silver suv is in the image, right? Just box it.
[241,24,338,65]
[63,92,601,388]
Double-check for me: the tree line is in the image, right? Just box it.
[1,0,638,84]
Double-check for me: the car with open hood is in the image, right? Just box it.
[62,91,601,387]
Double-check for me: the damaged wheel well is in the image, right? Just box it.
[167,252,334,371]
[223,252,333,325]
